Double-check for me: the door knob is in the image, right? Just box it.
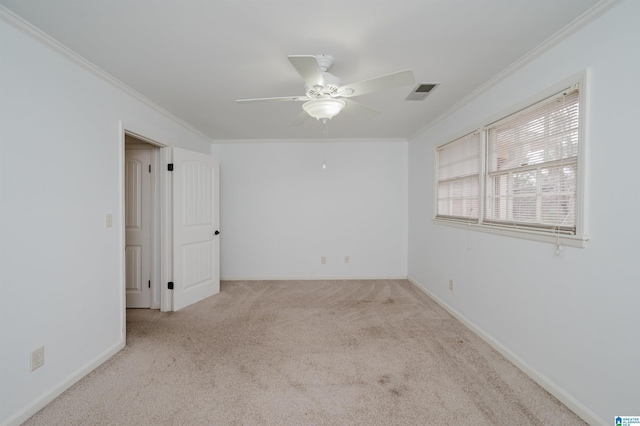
[214,230,220,235]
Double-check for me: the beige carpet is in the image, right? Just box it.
[24,280,586,425]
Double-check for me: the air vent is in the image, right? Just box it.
[406,83,439,101]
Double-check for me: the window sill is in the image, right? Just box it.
[432,218,588,248]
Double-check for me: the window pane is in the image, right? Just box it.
[436,132,480,221]
[540,164,576,226]
[438,175,479,219]
[512,170,538,223]
[487,91,579,172]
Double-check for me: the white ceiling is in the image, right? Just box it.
[1,0,601,141]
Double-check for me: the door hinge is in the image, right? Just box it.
[167,163,174,171]
[149,164,151,173]
[168,281,174,290]
[148,280,151,288]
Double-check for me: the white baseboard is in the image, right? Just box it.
[406,276,606,426]
[220,275,409,281]
[3,339,126,426]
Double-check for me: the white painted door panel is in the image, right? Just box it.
[172,147,220,310]
[125,148,152,308]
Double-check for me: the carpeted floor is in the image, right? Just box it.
[24,280,586,425]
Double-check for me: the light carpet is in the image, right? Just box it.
[24,279,586,425]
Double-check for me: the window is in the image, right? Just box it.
[434,80,586,246]
[485,87,579,234]
[436,132,480,222]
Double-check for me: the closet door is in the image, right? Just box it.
[125,147,152,308]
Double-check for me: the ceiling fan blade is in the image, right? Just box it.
[288,55,326,89]
[338,69,415,98]
[236,96,308,104]
[288,111,310,127]
[343,99,380,119]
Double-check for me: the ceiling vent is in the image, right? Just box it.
[406,83,439,101]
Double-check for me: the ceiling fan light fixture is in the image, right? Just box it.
[302,98,346,121]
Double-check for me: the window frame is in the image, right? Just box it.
[433,73,588,248]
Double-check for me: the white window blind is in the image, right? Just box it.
[484,87,579,234]
[436,132,480,221]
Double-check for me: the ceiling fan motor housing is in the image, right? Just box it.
[304,55,341,98]
[306,71,341,98]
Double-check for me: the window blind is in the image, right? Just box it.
[436,132,480,221]
[484,88,579,233]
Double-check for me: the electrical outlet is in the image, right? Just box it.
[344,256,350,264]
[321,256,326,264]
[31,347,44,371]
[449,279,454,291]
[105,213,112,228]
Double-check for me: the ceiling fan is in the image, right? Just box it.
[236,55,415,124]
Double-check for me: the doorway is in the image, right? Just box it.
[125,135,159,308]
[122,129,220,312]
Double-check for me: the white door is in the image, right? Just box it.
[125,148,152,308]
[172,147,220,311]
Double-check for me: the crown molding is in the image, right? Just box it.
[408,0,624,141]
[213,137,408,144]
[0,6,214,144]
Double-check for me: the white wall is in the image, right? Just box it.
[407,1,640,423]
[0,19,212,425]
[213,141,408,280]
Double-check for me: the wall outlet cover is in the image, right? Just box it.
[31,347,44,371]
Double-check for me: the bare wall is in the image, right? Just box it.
[213,141,408,280]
